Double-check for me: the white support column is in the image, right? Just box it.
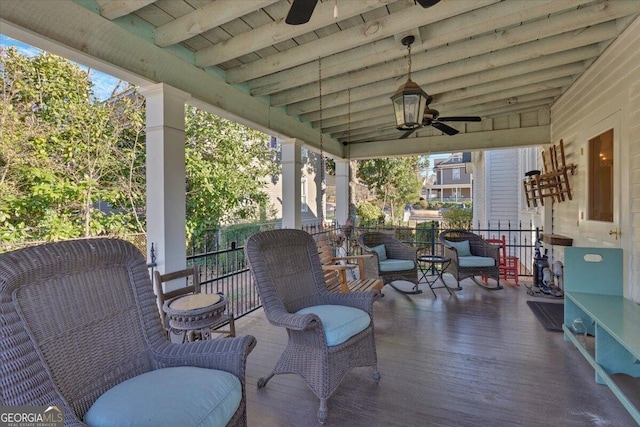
[335,159,350,227]
[140,83,191,288]
[281,138,303,229]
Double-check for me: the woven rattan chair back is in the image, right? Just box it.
[245,229,380,423]
[0,239,164,420]
[0,238,254,426]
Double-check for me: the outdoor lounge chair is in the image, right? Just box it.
[439,229,502,290]
[313,233,384,294]
[0,238,256,427]
[357,231,420,294]
[245,229,380,424]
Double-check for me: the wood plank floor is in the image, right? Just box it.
[235,277,639,426]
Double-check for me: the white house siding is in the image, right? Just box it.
[484,149,520,228]
[549,17,640,301]
[471,151,487,226]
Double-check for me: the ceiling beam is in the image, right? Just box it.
[328,88,562,138]
[97,0,154,20]
[155,0,279,48]
[225,0,497,84]
[287,48,595,115]
[195,0,393,67]
[0,0,343,157]
[276,16,619,112]
[250,0,609,96]
[348,126,550,159]
[301,66,577,124]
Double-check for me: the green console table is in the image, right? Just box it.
[563,247,640,425]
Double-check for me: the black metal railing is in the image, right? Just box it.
[149,221,539,322]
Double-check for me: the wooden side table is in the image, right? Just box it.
[163,293,230,341]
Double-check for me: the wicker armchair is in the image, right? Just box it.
[439,229,502,290]
[0,238,256,427]
[245,229,380,424]
[357,231,420,294]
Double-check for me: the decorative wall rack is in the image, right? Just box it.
[523,139,577,208]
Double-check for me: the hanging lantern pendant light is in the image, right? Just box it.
[391,35,429,131]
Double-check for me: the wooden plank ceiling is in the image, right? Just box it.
[2,0,639,159]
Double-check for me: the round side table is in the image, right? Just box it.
[417,255,453,297]
[164,293,228,341]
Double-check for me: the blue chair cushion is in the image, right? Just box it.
[371,244,387,261]
[296,305,370,346]
[84,366,241,427]
[379,259,415,272]
[445,239,471,257]
[459,256,495,267]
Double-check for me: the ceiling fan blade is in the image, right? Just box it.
[415,0,441,8]
[400,129,416,139]
[431,121,459,135]
[437,116,482,122]
[285,0,318,25]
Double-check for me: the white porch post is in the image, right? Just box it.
[335,159,350,226]
[281,138,302,229]
[140,83,191,288]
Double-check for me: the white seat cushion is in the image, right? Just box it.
[84,366,241,427]
[459,256,495,267]
[379,259,415,272]
[296,305,370,346]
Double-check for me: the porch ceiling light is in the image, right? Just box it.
[391,35,428,131]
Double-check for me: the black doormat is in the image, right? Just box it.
[526,301,564,332]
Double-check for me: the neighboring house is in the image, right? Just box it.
[471,149,524,228]
[264,137,324,227]
[427,152,472,202]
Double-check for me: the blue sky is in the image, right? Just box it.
[1,34,123,101]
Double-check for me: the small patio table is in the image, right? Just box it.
[163,293,228,341]
[417,255,453,297]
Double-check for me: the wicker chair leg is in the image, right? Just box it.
[318,398,328,424]
[372,367,381,383]
[257,374,274,388]
[228,314,236,337]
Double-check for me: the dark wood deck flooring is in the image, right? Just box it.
[235,277,639,427]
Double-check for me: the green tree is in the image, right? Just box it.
[441,206,473,229]
[357,156,424,223]
[0,48,146,242]
[184,107,279,241]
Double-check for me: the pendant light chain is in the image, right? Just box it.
[407,43,412,80]
[318,57,325,223]
[347,87,351,198]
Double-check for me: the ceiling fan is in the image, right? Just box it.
[285,0,441,25]
[400,97,482,138]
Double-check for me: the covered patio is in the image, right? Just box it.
[2,1,639,287]
[2,1,640,425]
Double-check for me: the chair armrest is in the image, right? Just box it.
[266,309,323,331]
[332,255,374,278]
[151,335,256,379]
[332,254,373,261]
[324,290,378,315]
[322,264,357,271]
